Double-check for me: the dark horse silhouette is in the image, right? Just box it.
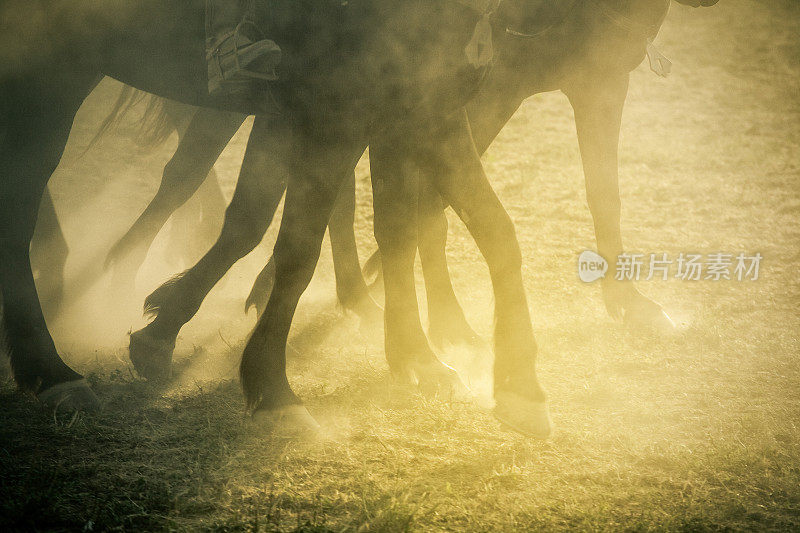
[3,0,716,436]
[126,0,718,434]
[1,0,557,436]
[31,94,231,322]
[119,0,718,380]
[36,0,722,342]
[96,91,381,324]
[74,0,718,363]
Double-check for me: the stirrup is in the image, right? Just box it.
[207,23,281,96]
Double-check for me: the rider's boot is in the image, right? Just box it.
[205,0,282,97]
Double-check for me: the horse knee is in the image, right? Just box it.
[419,209,448,253]
[374,205,418,257]
[156,158,208,205]
[217,207,269,255]
[272,238,319,295]
[480,210,522,278]
[497,226,522,274]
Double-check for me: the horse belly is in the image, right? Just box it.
[100,0,210,108]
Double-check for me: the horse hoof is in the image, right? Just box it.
[37,379,101,413]
[428,326,484,352]
[129,329,175,381]
[415,362,470,400]
[252,404,321,438]
[494,391,552,439]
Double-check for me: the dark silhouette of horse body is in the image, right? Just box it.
[106,0,718,358]
[2,0,717,437]
[2,0,559,436]
[126,0,718,435]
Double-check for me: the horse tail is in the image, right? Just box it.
[134,95,175,148]
[84,85,141,153]
[84,85,175,154]
[143,271,188,320]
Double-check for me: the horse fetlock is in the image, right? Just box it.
[494,360,545,404]
[245,280,271,317]
[493,327,538,378]
[416,361,470,400]
[384,334,429,371]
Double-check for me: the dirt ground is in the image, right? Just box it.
[1,1,799,530]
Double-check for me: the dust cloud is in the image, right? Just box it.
[2,1,799,529]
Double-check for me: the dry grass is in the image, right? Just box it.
[2,1,799,530]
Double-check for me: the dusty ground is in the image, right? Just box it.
[2,1,799,530]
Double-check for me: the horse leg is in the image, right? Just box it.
[128,115,286,380]
[412,87,525,349]
[243,172,349,318]
[105,108,245,285]
[417,176,480,348]
[167,166,228,268]
[193,167,227,253]
[241,131,367,434]
[244,255,276,316]
[30,189,69,321]
[369,132,465,397]
[421,110,550,437]
[167,101,231,266]
[328,170,382,327]
[243,169,382,324]
[0,78,99,411]
[566,74,674,331]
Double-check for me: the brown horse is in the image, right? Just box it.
[123,0,718,382]
[2,0,554,437]
[116,0,718,365]
[128,0,718,434]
